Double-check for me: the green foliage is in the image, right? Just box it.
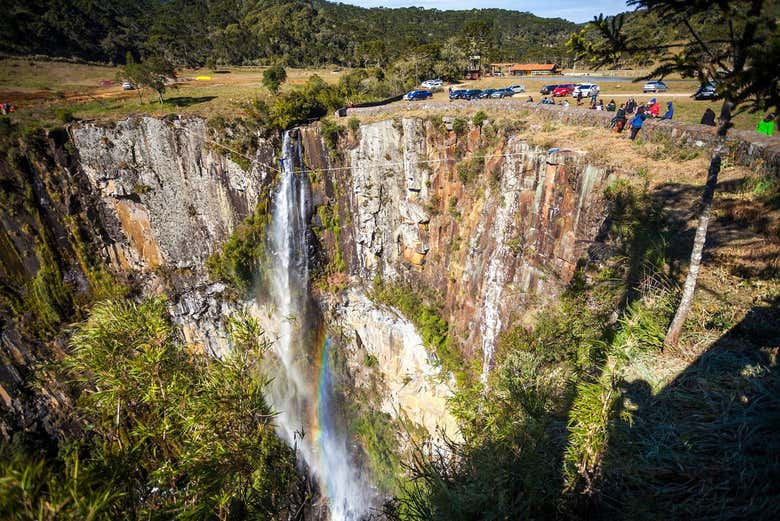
[1,297,300,519]
[54,108,75,123]
[3,1,577,68]
[348,117,361,132]
[371,283,463,381]
[262,64,287,94]
[320,118,343,154]
[456,156,484,185]
[451,117,467,137]
[352,408,404,494]
[471,111,487,127]
[206,194,272,293]
[119,53,177,104]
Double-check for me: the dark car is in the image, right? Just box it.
[403,90,433,101]
[478,89,497,99]
[490,88,514,98]
[540,84,559,95]
[449,89,467,100]
[462,89,482,100]
[693,83,718,100]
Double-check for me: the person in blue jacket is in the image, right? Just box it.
[662,101,674,120]
[630,106,647,140]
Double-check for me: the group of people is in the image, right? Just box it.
[1,102,15,115]
[606,97,674,139]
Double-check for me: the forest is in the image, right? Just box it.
[1,0,577,67]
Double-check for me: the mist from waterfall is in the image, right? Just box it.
[263,130,373,521]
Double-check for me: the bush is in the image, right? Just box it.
[348,117,361,132]
[472,110,487,127]
[55,108,75,123]
[263,64,287,94]
[456,156,484,185]
[451,117,467,136]
[1,297,301,519]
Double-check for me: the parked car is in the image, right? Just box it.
[421,79,443,89]
[693,83,718,100]
[462,89,482,100]
[552,84,576,97]
[573,83,600,97]
[540,84,559,95]
[479,89,497,99]
[121,81,135,90]
[643,80,668,93]
[403,90,433,101]
[508,84,525,93]
[490,88,514,98]
[449,89,467,100]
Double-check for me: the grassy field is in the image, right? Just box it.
[0,57,769,131]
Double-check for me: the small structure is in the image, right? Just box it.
[489,62,515,77]
[510,63,561,76]
[465,55,482,80]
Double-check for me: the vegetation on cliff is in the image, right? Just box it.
[389,178,780,520]
[0,298,302,520]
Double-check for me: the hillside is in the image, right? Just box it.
[1,0,576,67]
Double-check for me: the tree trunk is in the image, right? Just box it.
[158,90,164,104]
[664,141,724,349]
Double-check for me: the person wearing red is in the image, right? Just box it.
[648,98,660,117]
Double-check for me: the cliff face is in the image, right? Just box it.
[304,118,611,378]
[2,114,613,441]
[71,117,277,354]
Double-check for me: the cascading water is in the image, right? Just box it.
[263,129,373,520]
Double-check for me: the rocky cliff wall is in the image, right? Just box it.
[303,118,612,379]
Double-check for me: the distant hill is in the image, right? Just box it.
[0,0,578,67]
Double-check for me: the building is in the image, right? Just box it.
[465,55,482,80]
[489,62,515,76]
[510,63,561,76]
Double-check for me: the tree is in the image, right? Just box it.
[263,64,287,94]
[119,52,147,102]
[140,55,177,104]
[569,0,780,349]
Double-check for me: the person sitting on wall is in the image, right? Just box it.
[648,98,661,117]
[700,108,717,126]
[612,103,627,133]
[662,101,674,120]
[756,112,775,136]
[626,97,637,114]
[606,99,616,111]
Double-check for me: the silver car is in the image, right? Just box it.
[643,80,669,93]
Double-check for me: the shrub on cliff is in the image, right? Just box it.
[0,297,301,519]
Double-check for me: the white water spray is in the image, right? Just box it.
[264,130,373,520]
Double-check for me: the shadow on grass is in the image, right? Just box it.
[597,295,780,520]
[164,96,217,107]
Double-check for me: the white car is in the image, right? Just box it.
[573,83,600,97]
[421,79,443,89]
[643,80,669,93]
[508,84,525,93]
[121,81,135,90]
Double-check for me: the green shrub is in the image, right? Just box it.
[262,64,287,94]
[348,117,361,132]
[206,193,272,293]
[1,297,301,519]
[451,117,467,136]
[55,108,75,123]
[472,110,487,127]
[456,156,484,185]
[320,118,342,152]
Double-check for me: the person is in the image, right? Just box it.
[527,95,534,102]
[756,112,775,136]
[606,99,616,111]
[595,99,604,111]
[662,101,674,120]
[626,97,636,114]
[613,103,627,133]
[576,91,583,106]
[648,98,660,117]
[629,106,647,140]
[591,92,598,106]
[700,107,716,126]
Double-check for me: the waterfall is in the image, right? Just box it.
[264,130,373,521]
